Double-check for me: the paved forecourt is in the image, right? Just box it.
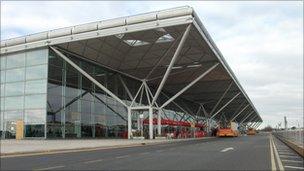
[1,134,272,170]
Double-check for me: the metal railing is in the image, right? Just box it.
[273,129,304,148]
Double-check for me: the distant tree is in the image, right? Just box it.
[263,125,273,132]
[291,126,296,130]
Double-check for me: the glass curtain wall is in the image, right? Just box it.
[0,48,48,139]
[47,49,139,139]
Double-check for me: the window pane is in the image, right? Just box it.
[5,82,24,96]
[26,65,47,80]
[25,124,45,137]
[4,110,23,121]
[6,52,25,69]
[0,112,4,131]
[1,97,4,110]
[26,49,48,66]
[4,96,24,110]
[1,84,4,97]
[1,70,5,83]
[25,94,46,109]
[25,109,45,124]
[1,56,6,70]
[25,79,46,94]
[6,68,25,82]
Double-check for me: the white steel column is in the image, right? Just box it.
[151,24,192,106]
[210,92,241,119]
[149,107,153,139]
[240,111,254,124]
[255,122,262,129]
[158,109,162,136]
[246,115,257,124]
[209,82,233,116]
[161,63,219,109]
[254,121,260,128]
[127,107,132,139]
[248,116,258,127]
[251,122,258,128]
[50,46,128,108]
[118,75,133,101]
[230,104,249,121]
[130,83,144,107]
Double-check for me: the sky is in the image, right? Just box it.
[1,1,303,129]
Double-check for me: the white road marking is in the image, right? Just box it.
[279,154,298,157]
[284,166,304,170]
[84,159,104,164]
[220,147,234,152]
[279,152,295,155]
[271,136,284,171]
[116,155,129,159]
[34,165,65,171]
[282,159,304,163]
[280,156,302,159]
[269,136,276,171]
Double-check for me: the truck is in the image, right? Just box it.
[217,122,239,137]
[246,128,256,135]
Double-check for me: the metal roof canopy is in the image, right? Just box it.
[0,6,262,123]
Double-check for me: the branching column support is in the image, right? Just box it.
[149,107,153,139]
[127,107,131,139]
[50,46,128,108]
[151,24,192,106]
[240,111,254,124]
[230,104,249,121]
[209,81,233,116]
[160,63,219,109]
[210,92,241,120]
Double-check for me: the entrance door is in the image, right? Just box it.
[131,109,148,139]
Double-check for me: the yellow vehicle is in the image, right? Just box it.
[217,122,239,137]
[247,128,256,135]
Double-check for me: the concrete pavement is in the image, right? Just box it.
[1,134,272,170]
[1,138,211,156]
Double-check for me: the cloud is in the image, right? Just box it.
[1,1,303,128]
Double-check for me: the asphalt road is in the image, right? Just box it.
[1,134,272,170]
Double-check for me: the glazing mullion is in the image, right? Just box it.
[61,61,66,138]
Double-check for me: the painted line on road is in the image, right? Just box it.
[269,135,276,171]
[116,155,129,159]
[279,154,299,157]
[278,152,295,155]
[34,165,65,171]
[279,155,302,159]
[139,152,150,155]
[220,147,234,152]
[284,166,304,170]
[271,135,284,171]
[281,159,304,163]
[84,159,104,164]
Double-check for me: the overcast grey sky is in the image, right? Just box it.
[1,1,303,128]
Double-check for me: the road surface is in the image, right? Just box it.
[1,134,276,170]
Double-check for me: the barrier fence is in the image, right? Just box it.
[273,129,304,148]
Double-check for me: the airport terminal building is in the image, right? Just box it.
[0,6,262,139]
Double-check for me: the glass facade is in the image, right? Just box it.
[0,47,200,139]
[46,49,140,139]
[0,48,48,139]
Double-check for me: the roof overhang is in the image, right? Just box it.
[0,6,262,123]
